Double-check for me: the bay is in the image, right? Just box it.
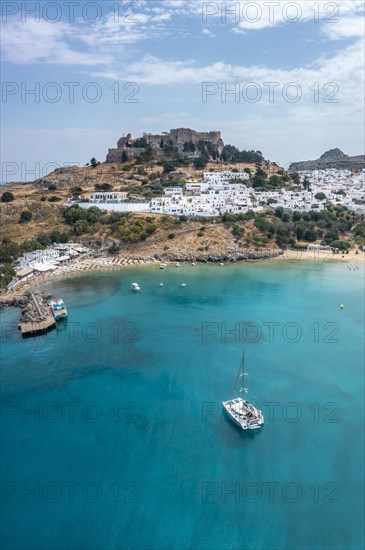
[1,261,364,550]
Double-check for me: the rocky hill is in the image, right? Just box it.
[1,158,279,244]
[106,128,224,162]
[289,149,365,172]
[2,138,362,267]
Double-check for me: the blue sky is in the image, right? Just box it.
[1,1,364,181]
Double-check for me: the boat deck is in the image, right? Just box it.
[19,318,56,336]
[19,294,57,336]
[222,398,264,430]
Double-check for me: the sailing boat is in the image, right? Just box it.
[222,351,264,430]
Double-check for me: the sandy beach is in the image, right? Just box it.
[278,248,365,264]
[2,256,155,299]
[1,248,364,300]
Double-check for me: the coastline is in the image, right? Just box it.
[277,248,364,263]
[1,248,363,302]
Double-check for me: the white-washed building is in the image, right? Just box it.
[164,187,183,196]
[89,192,128,203]
[203,171,249,183]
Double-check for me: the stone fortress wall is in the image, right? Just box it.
[106,128,224,163]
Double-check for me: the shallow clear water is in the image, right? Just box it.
[1,261,364,550]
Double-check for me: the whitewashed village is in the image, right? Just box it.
[6,167,365,292]
[69,168,365,217]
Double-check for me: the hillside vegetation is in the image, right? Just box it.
[1,158,364,268]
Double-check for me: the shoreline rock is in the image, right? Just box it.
[153,250,283,262]
[0,292,53,323]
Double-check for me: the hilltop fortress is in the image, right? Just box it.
[106,128,224,162]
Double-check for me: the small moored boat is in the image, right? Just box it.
[50,299,68,321]
[222,351,264,431]
[131,283,141,292]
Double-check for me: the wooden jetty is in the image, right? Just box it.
[18,293,56,337]
[18,318,56,337]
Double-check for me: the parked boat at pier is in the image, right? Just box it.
[49,299,68,321]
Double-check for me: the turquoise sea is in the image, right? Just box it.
[1,260,364,550]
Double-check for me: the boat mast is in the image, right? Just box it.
[231,351,245,399]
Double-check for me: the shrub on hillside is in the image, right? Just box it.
[1,191,15,202]
[19,211,32,223]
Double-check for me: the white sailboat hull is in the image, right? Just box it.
[222,398,264,430]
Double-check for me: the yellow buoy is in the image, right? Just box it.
[340,304,344,309]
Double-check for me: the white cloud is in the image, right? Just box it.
[2,0,364,67]
[0,7,173,66]
[200,28,215,38]
[1,19,112,65]
[151,0,364,37]
[103,38,364,111]
[322,16,365,40]
[97,56,236,85]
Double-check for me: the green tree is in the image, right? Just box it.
[74,220,89,235]
[0,264,15,286]
[108,245,121,255]
[315,192,326,201]
[94,183,113,191]
[290,172,300,185]
[194,156,207,169]
[183,141,196,153]
[268,175,282,187]
[90,157,99,168]
[70,186,83,195]
[36,234,51,247]
[133,137,148,148]
[331,240,350,251]
[163,162,176,174]
[276,234,289,249]
[323,230,339,244]
[282,212,292,222]
[303,229,318,242]
[0,240,20,263]
[274,207,284,218]
[303,176,311,190]
[251,166,268,189]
